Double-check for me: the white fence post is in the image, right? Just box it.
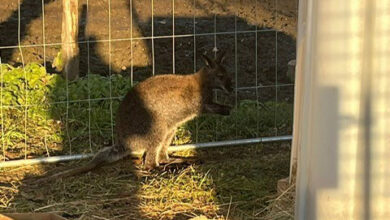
[294,0,390,219]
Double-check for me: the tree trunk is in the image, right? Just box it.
[61,0,79,80]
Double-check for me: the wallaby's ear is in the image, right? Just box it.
[201,54,215,68]
[216,51,226,64]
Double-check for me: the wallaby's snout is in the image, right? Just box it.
[222,75,233,94]
[217,76,232,95]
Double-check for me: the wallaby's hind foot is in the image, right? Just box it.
[158,156,188,165]
[159,157,200,171]
[143,150,159,171]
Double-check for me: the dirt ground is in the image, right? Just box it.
[0,0,297,101]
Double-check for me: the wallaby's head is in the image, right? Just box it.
[201,52,233,94]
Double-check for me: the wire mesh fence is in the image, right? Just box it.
[0,0,296,166]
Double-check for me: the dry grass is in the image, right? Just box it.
[0,144,293,219]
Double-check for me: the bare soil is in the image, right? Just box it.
[0,0,297,102]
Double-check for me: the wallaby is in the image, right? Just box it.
[33,52,232,183]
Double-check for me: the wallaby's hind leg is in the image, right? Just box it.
[143,136,164,170]
[158,129,191,166]
[158,129,176,164]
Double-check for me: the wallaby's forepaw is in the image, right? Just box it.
[204,103,232,116]
[220,105,232,115]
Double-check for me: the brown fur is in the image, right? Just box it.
[34,52,232,183]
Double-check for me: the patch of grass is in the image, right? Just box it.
[139,166,219,219]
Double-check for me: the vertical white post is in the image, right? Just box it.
[294,0,390,219]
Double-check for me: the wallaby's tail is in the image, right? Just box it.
[32,145,130,184]
[32,161,99,184]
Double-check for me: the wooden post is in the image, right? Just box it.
[61,0,79,80]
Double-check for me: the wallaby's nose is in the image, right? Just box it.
[229,84,234,92]
[227,80,234,93]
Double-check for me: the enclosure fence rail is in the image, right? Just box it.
[0,135,292,168]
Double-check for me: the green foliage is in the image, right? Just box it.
[0,63,293,160]
[1,63,62,158]
[0,63,132,159]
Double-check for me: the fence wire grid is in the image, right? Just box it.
[0,0,296,165]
